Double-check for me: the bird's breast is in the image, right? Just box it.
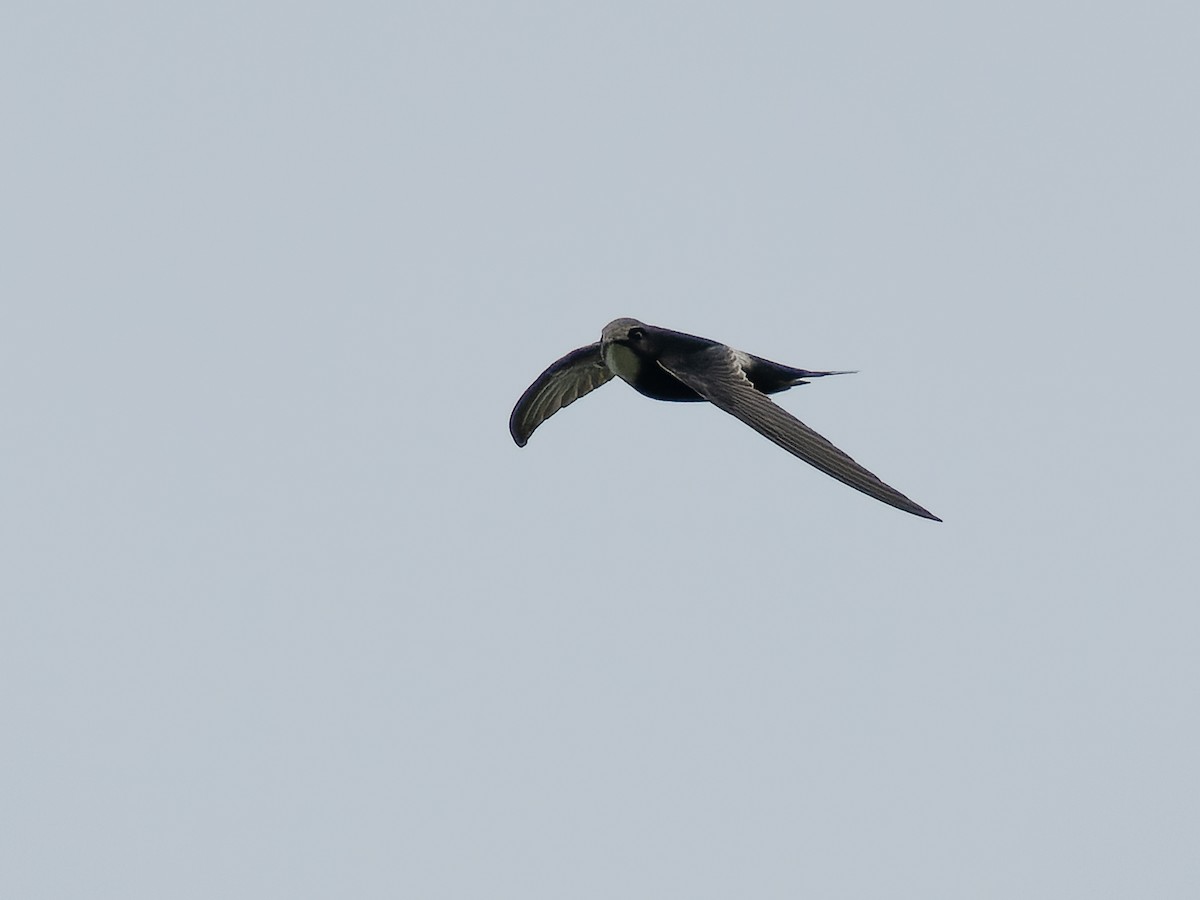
[603,342,705,402]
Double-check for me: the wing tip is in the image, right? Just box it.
[508,417,531,447]
[899,499,942,521]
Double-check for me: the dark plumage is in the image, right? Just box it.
[510,318,940,521]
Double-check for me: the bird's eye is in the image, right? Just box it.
[627,327,645,341]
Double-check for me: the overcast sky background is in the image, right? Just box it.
[3,2,1198,897]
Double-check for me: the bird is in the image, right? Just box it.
[509,318,941,521]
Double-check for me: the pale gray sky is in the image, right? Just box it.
[3,2,1198,897]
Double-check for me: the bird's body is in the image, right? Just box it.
[510,318,940,521]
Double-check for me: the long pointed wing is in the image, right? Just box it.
[658,346,941,521]
[509,343,614,446]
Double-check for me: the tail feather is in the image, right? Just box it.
[788,368,857,387]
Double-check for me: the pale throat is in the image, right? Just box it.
[603,342,642,384]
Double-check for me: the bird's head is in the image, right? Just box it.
[601,318,652,351]
[599,318,654,383]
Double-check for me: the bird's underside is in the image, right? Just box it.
[510,318,940,521]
